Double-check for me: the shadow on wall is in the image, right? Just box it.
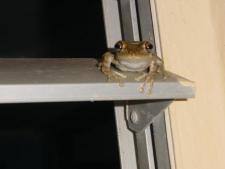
[209,0,225,64]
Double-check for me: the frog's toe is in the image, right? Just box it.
[108,74,125,87]
[107,73,123,82]
[138,82,146,93]
[147,79,154,95]
[135,72,148,81]
[138,86,145,93]
[118,81,125,87]
[112,70,127,79]
[147,87,153,95]
[163,73,168,80]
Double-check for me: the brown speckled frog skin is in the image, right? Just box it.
[99,41,166,93]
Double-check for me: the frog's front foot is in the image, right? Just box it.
[101,66,127,85]
[137,73,156,95]
[134,73,152,94]
[138,79,154,95]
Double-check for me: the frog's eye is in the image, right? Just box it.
[144,42,153,49]
[115,41,124,49]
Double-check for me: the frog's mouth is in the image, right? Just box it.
[115,60,150,72]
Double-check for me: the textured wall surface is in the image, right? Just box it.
[155,0,225,168]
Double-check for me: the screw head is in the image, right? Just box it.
[130,111,139,124]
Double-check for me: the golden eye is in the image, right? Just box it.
[145,42,153,49]
[115,41,124,49]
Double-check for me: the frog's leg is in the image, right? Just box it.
[157,60,168,79]
[135,72,148,81]
[139,61,159,94]
[99,52,126,81]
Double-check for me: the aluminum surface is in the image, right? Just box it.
[0,58,194,103]
[136,0,156,52]
[152,113,171,169]
[102,2,139,169]
[114,103,137,169]
[135,128,156,169]
[101,0,122,48]
[119,0,140,41]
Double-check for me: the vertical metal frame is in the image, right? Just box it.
[102,2,138,168]
[102,1,172,169]
[114,103,138,169]
[101,0,122,48]
[135,0,156,52]
[118,0,140,41]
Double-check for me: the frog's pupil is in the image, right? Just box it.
[115,43,122,49]
[146,43,153,49]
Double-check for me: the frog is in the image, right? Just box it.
[98,41,166,94]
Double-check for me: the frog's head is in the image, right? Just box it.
[114,41,153,54]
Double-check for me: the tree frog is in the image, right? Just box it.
[98,41,166,93]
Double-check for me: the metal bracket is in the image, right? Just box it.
[126,100,172,133]
[125,100,173,169]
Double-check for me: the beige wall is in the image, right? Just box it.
[155,0,225,169]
